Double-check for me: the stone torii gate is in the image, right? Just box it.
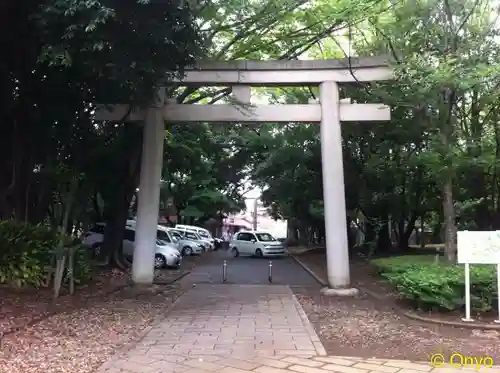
[96,57,393,295]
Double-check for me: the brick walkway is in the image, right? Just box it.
[96,284,500,373]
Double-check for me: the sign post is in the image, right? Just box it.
[462,262,473,322]
[457,230,500,323]
[496,263,500,324]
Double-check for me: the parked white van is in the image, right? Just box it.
[174,224,214,244]
[229,231,286,257]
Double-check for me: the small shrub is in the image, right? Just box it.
[66,244,93,284]
[371,255,497,312]
[0,220,57,286]
[0,220,92,288]
[371,255,435,273]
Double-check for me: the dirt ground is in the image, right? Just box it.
[0,283,186,373]
[0,255,203,373]
[291,248,500,361]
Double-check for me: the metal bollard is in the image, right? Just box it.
[222,260,227,282]
[268,260,273,283]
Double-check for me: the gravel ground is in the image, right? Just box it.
[293,287,500,361]
[0,284,185,373]
[290,248,500,361]
[0,256,201,336]
[0,255,203,373]
[0,269,128,337]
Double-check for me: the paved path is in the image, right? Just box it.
[96,283,499,373]
[184,250,318,285]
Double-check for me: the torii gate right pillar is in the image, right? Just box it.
[320,81,357,296]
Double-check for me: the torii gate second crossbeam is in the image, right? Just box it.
[95,57,393,296]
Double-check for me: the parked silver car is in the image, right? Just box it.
[154,239,182,268]
[157,227,205,256]
[83,222,181,268]
[171,228,212,251]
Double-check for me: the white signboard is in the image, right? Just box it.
[457,230,500,323]
[457,230,500,264]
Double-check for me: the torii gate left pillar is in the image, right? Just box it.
[132,106,164,284]
[96,57,393,292]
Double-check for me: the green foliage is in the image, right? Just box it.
[372,256,497,312]
[37,0,204,104]
[4,0,500,275]
[162,0,384,224]
[0,221,56,286]
[371,255,436,273]
[160,123,247,221]
[243,0,500,255]
[0,0,204,228]
[66,244,93,285]
[0,220,92,287]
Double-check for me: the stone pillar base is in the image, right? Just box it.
[320,287,359,296]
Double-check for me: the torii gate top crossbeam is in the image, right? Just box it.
[167,56,392,86]
[95,56,393,122]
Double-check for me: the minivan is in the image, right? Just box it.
[175,224,214,245]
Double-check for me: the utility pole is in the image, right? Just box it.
[253,198,258,231]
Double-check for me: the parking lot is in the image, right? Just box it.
[182,249,320,285]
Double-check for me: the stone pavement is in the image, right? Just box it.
[96,284,500,373]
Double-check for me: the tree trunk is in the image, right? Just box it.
[287,219,299,241]
[419,214,425,248]
[363,220,377,250]
[297,222,309,246]
[101,189,133,270]
[346,216,355,250]
[443,177,457,262]
[376,220,392,253]
[100,150,141,268]
[398,214,418,251]
[29,178,53,224]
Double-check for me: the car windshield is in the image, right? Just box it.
[169,231,183,241]
[157,230,170,241]
[157,239,168,246]
[255,233,276,242]
[184,231,200,240]
[198,231,210,239]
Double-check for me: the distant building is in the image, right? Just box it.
[221,199,287,239]
[221,214,252,240]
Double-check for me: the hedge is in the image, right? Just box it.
[0,220,92,287]
[371,255,497,312]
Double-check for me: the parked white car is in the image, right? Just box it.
[175,224,215,246]
[83,222,182,268]
[172,228,213,250]
[229,231,286,257]
[157,226,205,256]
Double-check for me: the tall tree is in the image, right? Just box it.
[0,0,203,267]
